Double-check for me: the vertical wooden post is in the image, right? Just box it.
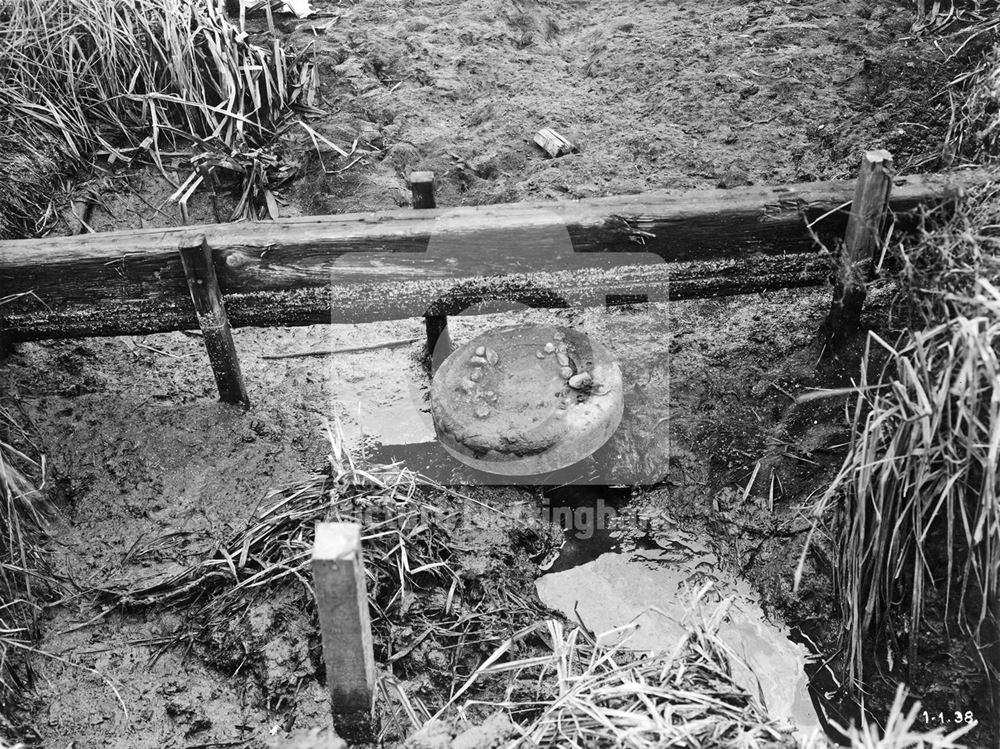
[408,171,436,209]
[823,150,893,349]
[313,522,377,743]
[178,235,250,407]
[412,170,446,367]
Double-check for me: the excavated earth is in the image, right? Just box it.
[2,0,996,746]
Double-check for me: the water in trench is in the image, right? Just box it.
[351,367,845,741]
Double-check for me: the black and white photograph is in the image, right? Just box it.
[0,0,998,746]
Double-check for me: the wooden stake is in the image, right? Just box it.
[178,235,250,407]
[408,171,436,209]
[312,522,377,743]
[823,150,893,349]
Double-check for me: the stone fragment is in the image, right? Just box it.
[475,345,486,357]
[559,366,573,379]
[568,372,593,390]
[543,342,555,353]
[474,406,490,419]
[469,355,488,366]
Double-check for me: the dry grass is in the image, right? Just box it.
[100,419,550,719]
[430,593,791,749]
[797,12,1000,715]
[800,282,1000,694]
[944,16,1000,164]
[893,183,1000,324]
[0,397,49,733]
[0,0,319,229]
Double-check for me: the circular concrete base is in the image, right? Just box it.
[430,323,624,476]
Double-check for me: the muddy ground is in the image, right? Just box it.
[3,286,995,747]
[63,0,976,231]
[2,0,996,746]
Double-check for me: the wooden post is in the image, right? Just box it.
[178,235,250,407]
[823,150,893,349]
[312,522,377,743]
[425,313,450,373]
[408,171,436,209]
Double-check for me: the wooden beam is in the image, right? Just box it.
[312,522,377,744]
[178,236,250,407]
[823,150,894,348]
[408,171,436,209]
[2,253,830,341]
[0,169,989,341]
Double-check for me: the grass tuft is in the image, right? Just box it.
[0,0,319,228]
[432,594,791,749]
[0,393,50,735]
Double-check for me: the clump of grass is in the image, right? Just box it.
[893,183,1000,324]
[428,595,791,749]
[944,18,1000,164]
[0,0,319,226]
[801,287,1000,693]
[0,130,62,240]
[0,399,49,734]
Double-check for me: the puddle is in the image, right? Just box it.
[535,510,822,740]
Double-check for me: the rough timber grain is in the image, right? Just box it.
[0,169,988,340]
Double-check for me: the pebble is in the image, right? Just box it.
[559,366,573,379]
[469,355,488,366]
[459,378,476,394]
[485,347,499,366]
[568,372,593,390]
[469,369,482,382]
[536,350,547,359]
[553,330,564,341]
[475,345,486,357]
[474,406,491,419]
[543,342,555,353]
[484,390,497,402]
[556,352,570,367]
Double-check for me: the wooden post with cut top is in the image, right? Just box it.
[823,150,894,349]
[408,171,436,209]
[178,235,250,407]
[312,522,377,743]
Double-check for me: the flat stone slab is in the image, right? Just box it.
[430,323,623,476]
[536,549,820,738]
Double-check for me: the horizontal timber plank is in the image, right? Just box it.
[0,168,989,341]
[5,254,829,340]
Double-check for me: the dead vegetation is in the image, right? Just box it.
[96,420,553,736]
[799,13,1000,735]
[0,369,49,740]
[0,0,319,233]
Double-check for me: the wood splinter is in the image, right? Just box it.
[533,127,576,158]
